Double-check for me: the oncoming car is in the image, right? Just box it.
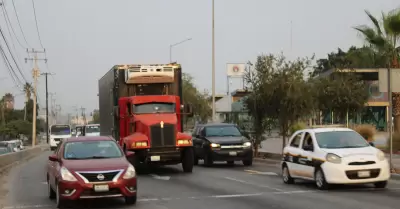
[46,136,137,208]
[281,128,390,190]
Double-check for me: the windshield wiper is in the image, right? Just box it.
[88,156,108,159]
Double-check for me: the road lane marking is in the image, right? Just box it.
[224,176,284,192]
[149,174,171,180]
[3,187,399,208]
[244,170,279,176]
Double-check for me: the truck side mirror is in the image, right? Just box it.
[182,104,193,116]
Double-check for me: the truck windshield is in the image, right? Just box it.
[50,125,71,135]
[134,103,175,114]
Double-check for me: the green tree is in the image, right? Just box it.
[90,109,100,124]
[182,73,211,126]
[244,54,315,152]
[354,9,400,132]
[311,73,369,120]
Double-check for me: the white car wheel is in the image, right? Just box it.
[282,165,294,184]
[315,169,329,190]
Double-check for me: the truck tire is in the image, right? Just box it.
[182,148,194,173]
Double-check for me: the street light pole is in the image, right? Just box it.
[169,38,192,63]
[211,0,216,122]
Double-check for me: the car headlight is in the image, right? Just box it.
[210,143,220,148]
[60,166,77,182]
[326,153,342,164]
[377,151,386,161]
[243,142,251,147]
[123,164,136,179]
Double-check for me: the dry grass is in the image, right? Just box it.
[352,124,377,142]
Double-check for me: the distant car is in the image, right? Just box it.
[281,128,391,190]
[192,123,253,166]
[46,136,137,208]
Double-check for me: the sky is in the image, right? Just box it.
[0,0,399,114]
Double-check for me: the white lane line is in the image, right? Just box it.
[224,177,284,192]
[4,187,399,208]
[149,174,171,180]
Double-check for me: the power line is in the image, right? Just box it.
[1,2,25,73]
[31,0,44,48]
[0,1,27,49]
[10,0,31,48]
[0,26,27,82]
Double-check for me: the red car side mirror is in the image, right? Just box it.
[48,154,58,162]
[125,151,135,158]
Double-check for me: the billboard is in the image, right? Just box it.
[227,63,245,77]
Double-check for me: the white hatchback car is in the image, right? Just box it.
[281,128,390,190]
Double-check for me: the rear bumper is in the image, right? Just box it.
[209,148,253,161]
[58,178,137,200]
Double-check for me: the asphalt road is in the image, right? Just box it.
[2,152,400,209]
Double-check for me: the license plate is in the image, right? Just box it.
[229,151,237,156]
[357,171,370,177]
[150,156,160,161]
[93,184,109,192]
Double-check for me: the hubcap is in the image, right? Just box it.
[282,167,289,182]
[316,171,323,187]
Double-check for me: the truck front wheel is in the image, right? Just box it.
[182,148,194,173]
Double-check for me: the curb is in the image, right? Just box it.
[391,173,400,180]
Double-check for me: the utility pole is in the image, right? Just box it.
[211,0,216,122]
[25,49,47,147]
[41,72,55,143]
[80,107,86,125]
[49,93,56,125]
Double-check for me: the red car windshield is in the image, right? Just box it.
[63,140,123,160]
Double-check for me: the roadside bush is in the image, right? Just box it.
[389,133,400,152]
[289,122,307,136]
[352,124,376,142]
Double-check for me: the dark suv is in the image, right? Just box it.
[192,123,253,166]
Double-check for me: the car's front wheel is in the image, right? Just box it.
[282,164,294,184]
[47,176,55,199]
[242,157,253,166]
[315,168,330,190]
[125,195,137,205]
[55,183,68,209]
[374,181,388,188]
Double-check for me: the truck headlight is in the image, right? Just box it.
[123,164,136,179]
[377,151,386,161]
[243,142,251,148]
[210,143,220,148]
[326,153,342,164]
[60,166,77,182]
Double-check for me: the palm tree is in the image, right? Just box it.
[23,83,32,121]
[354,9,400,132]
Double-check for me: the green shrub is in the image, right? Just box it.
[352,124,376,142]
[289,122,307,136]
[389,133,400,152]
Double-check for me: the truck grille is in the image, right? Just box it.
[150,123,176,147]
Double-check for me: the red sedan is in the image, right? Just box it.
[46,136,137,208]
